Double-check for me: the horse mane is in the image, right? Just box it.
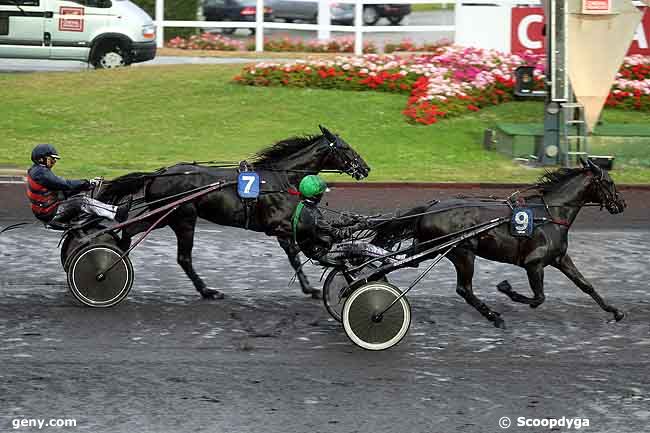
[536,167,586,193]
[251,135,321,166]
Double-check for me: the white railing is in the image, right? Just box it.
[155,0,455,55]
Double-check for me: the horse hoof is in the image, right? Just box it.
[493,317,506,329]
[496,280,512,295]
[200,288,224,300]
[310,289,322,300]
[614,311,625,322]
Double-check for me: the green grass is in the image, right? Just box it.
[1,64,649,184]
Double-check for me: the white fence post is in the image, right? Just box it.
[155,0,164,48]
[317,0,331,40]
[354,1,363,56]
[256,0,264,51]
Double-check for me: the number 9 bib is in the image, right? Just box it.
[510,207,533,237]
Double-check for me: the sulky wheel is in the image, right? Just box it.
[66,243,133,308]
[323,263,387,323]
[342,281,411,351]
[61,228,120,271]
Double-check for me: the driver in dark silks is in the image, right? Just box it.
[26,144,131,227]
[292,175,393,265]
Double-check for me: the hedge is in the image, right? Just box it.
[131,0,200,40]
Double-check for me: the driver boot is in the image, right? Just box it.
[115,197,132,223]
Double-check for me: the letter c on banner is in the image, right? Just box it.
[518,14,544,50]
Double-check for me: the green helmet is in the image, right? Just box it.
[299,175,328,198]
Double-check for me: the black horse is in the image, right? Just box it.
[372,159,626,328]
[97,126,370,299]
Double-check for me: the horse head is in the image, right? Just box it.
[318,125,370,180]
[581,158,626,214]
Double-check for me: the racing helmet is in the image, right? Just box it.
[299,175,329,198]
[31,144,60,164]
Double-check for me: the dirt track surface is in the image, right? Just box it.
[1,185,649,433]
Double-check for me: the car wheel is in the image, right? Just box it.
[388,15,403,25]
[92,42,128,69]
[362,6,379,25]
[222,28,236,35]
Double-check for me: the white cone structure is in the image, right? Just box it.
[566,0,643,131]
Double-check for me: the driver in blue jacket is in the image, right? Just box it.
[26,144,130,226]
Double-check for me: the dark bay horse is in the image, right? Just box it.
[98,126,369,299]
[373,159,626,328]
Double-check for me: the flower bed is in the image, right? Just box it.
[234,46,650,125]
[167,33,378,53]
[383,38,451,53]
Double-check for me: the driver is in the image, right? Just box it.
[291,175,393,265]
[26,144,130,226]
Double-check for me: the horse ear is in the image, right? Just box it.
[319,125,336,142]
[587,158,603,176]
[579,157,588,168]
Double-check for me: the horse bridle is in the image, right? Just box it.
[589,168,626,213]
[326,136,366,180]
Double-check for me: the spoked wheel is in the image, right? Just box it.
[323,263,387,322]
[67,243,133,308]
[342,281,411,351]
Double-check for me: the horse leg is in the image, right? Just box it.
[277,237,320,299]
[553,254,624,321]
[497,263,546,308]
[169,212,224,300]
[451,249,505,329]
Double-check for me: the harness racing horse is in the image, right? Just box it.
[372,159,626,328]
[98,126,370,299]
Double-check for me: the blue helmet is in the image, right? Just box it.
[31,144,60,164]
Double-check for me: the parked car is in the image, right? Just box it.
[268,1,410,26]
[203,0,273,34]
[362,4,411,25]
[268,0,354,25]
[0,0,156,68]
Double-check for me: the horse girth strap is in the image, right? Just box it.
[292,202,305,245]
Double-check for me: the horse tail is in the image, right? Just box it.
[98,171,158,204]
[371,203,432,249]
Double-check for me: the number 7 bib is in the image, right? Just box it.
[238,172,260,198]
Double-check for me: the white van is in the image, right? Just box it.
[0,0,156,68]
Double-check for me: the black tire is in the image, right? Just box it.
[388,16,403,25]
[61,227,119,271]
[342,281,411,351]
[222,28,236,35]
[67,243,133,308]
[362,6,380,25]
[92,42,129,69]
[323,263,387,323]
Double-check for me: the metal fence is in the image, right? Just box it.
[154,0,456,55]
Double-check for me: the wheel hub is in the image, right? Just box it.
[101,52,125,69]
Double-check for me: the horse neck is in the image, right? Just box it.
[542,174,592,225]
[270,141,330,183]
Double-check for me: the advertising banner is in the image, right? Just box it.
[511,6,650,55]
